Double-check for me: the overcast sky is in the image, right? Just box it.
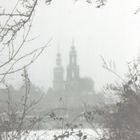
[27,0,140,92]
[2,0,140,92]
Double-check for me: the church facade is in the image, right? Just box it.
[53,44,94,93]
[46,44,95,110]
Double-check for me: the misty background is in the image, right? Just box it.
[1,0,140,139]
[1,0,140,92]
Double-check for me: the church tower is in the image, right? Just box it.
[67,43,80,82]
[53,51,64,91]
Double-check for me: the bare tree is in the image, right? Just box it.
[0,0,107,85]
[0,1,52,139]
[0,68,45,140]
[86,58,140,140]
[0,0,53,85]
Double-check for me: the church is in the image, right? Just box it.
[53,44,94,93]
[46,43,96,110]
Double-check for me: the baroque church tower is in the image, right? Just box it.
[53,51,64,91]
[47,43,95,110]
[66,44,80,91]
[67,44,79,81]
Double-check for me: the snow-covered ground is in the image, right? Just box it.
[21,129,100,140]
[1,129,102,140]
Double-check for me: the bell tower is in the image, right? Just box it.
[53,51,64,91]
[67,43,79,82]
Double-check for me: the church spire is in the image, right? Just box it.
[56,51,61,66]
[71,39,76,53]
[53,49,64,91]
[69,41,77,65]
[67,43,79,81]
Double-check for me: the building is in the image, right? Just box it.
[53,44,82,92]
[53,51,65,91]
[46,43,96,111]
[53,44,94,93]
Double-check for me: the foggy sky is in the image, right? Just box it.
[2,0,140,92]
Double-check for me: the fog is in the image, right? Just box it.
[2,0,140,92]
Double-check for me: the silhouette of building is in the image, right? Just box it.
[46,43,97,111]
[53,51,65,91]
[67,45,79,81]
[66,45,80,91]
[52,43,94,94]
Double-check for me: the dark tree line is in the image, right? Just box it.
[92,59,140,140]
